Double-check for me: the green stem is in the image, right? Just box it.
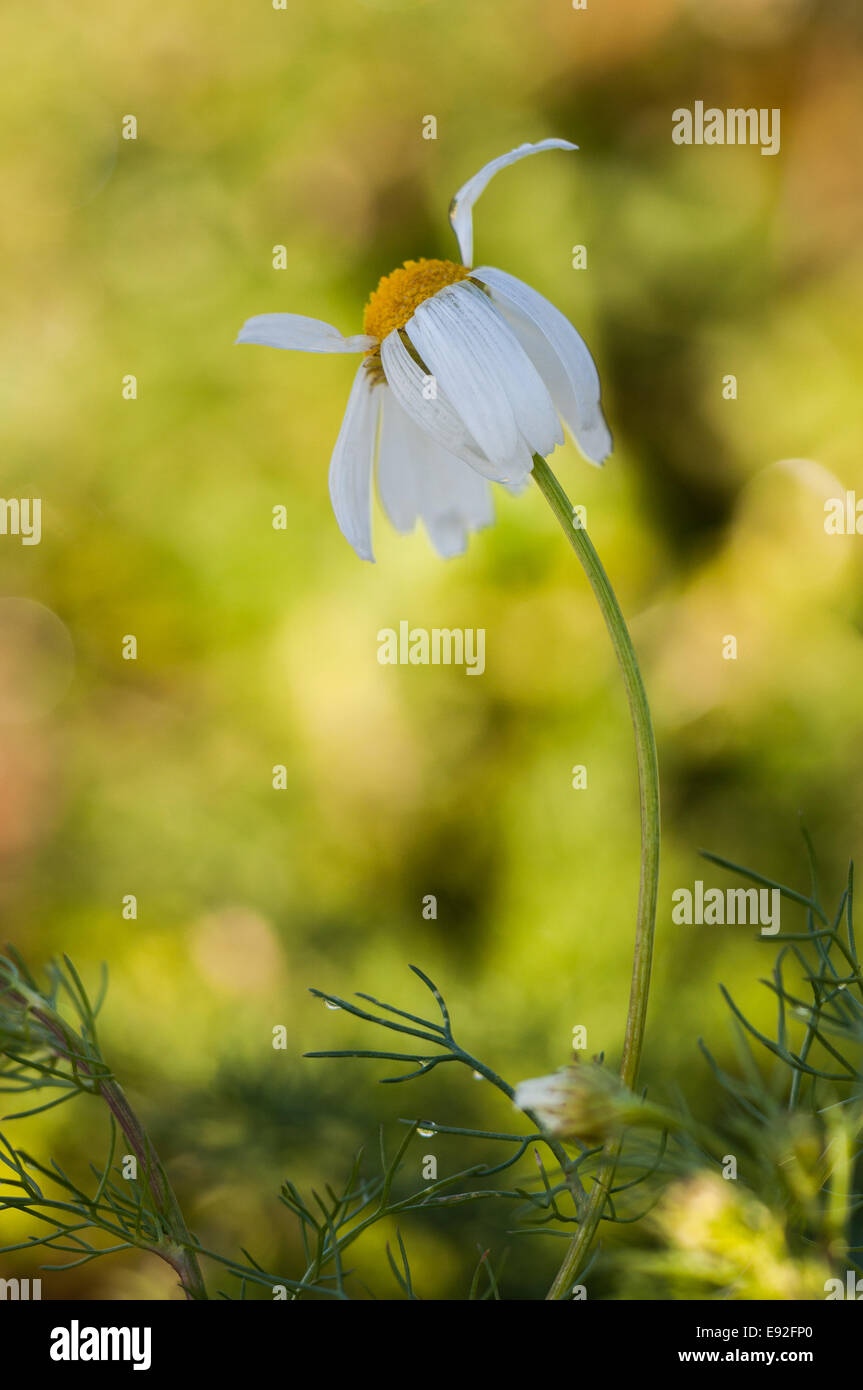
[531,454,661,1301]
[98,1077,209,1301]
[30,1002,208,1301]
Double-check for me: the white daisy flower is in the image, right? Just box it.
[236,139,612,562]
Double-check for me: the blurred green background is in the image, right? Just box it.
[1,0,862,1298]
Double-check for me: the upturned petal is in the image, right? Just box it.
[449,138,578,266]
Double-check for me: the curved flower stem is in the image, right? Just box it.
[96,1075,209,1301]
[530,454,661,1301]
[26,998,208,1301]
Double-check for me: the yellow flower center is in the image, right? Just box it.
[363,257,469,342]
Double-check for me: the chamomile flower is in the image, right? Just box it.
[236,140,612,561]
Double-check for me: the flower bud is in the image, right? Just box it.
[514,1062,648,1144]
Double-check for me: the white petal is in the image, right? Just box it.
[503,475,530,497]
[455,281,564,459]
[377,389,420,533]
[328,367,380,561]
[425,512,471,559]
[236,313,376,354]
[406,281,561,478]
[377,392,494,558]
[416,436,494,559]
[449,138,578,265]
[405,286,525,479]
[380,328,502,483]
[471,266,612,465]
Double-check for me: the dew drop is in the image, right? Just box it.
[324,1000,341,1011]
[417,1125,435,1137]
[472,1070,484,1081]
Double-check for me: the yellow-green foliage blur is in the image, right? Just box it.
[0,0,861,1298]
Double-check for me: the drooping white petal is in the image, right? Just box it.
[405,287,525,480]
[449,138,578,266]
[406,281,561,478]
[328,367,380,561]
[236,313,377,354]
[453,280,563,459]
[377,391,494,558]
[420,446,494,558]
[380,328,504,484]
[497,295,611,465]
[377,389,420,533]
[471,266,612,465]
